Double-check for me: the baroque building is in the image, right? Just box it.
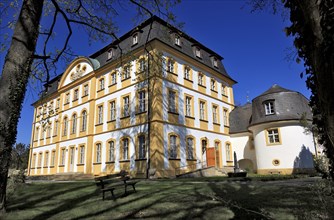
[28,16,317,178]
[28,16,236,178]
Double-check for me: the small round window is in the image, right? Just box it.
[272,159,280,166]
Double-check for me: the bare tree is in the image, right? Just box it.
[0,0,179,212]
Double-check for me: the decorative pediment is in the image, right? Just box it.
[58,57,100,89]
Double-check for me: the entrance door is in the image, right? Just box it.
[69,147,75,172]
[206,147,215,167]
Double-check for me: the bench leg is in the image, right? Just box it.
[132,184,136,192]
[111,190,115,199]
[102,191,105,200]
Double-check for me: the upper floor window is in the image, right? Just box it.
[138,135,146,159]
[175,35,180,46]
[111,72,117,85]
[107,49,113,60]
[99,78,105,91]
[97,105,103,124]
[223,109,229,126]
[195,47,201,58]
[167,59,174,73]
[65,93,70,104]
[185,96,191,117]
[212,105,218,123]
[184,67,190,80]
[63,117,68,136]
[139,59,146,72]
[60,148,66,165]
[132,33,138,45]
[168,90,176,113]
[83,84,89,96]
[264,101,275,115]
[56,99,60,109]
[267,128,280,144]
[46,125,51,138]
[138,91,146,113]
[53,120,58,136]
[198,73,204,86]
[123,66,131,80]
[73,89,79,101]
[81,111,87,131]
[110,101,116,121]
[71,114,77,134]
[123,96,130,117]
[213,57,218,68]
[222,85,227,96]
[51,151,55,166]
[199,101,205,120]
[211,79,216,91]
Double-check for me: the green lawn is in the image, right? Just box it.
[2,176,333,219]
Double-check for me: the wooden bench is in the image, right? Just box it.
[95,171,139,200]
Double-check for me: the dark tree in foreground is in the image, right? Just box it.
[250,0,334,179]
[0,0,179,212]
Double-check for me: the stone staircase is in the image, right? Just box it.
[176,166,234,178]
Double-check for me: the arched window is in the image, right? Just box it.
[169,135,177,159]
[81,111,87,131]
[226,143,232,161]
[96,143,101,163]
[186,137,194,160]
[138,135,146,159]
[71,114,77,134]
[63,117,68,136]
[108,140,115,162]
[122,138,129,160]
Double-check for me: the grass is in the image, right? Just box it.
[1,176,333,219]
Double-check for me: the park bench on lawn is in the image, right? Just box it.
[95,170,139,200]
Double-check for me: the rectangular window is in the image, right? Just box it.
[60,148,65,165]
[110,101,116,120]
[35,128,39,141]
[138,135,146,159]
[99,78,105,90]
[123,139,129,160]
[175,35,180,46]
[185,96,191,117]
[96,143,101,163]
[107,49,113,59]
[123,96,130,117]
[133,34,138,45]
[65,93,70,104]
[73,89,79,100]
[267,129,280,144]
[198,73,204,86]
[81,111,87,131]
[111,72,117,85]
[44,152,49,167]
[46,126,51,138]
[83,84,89,96]
[139,59,146,72]
[195,47,201,58]
[168,90,176,113]
[200,101,205,120]
[51,151,55,166]
[123,66,130,80]
[222,85,227,96]
[213,106,218,123]
[41,129,45,139]
[264,101,275,115]
[79,146,85,164]
[184,67,190,80]
[213,58,218,67]
[169,135,177,159]
[223,109,229,126]
[56,99,60,109]
[98,105,103,124]
[167,59,174,73]
[211,79,216,91]
[139,91,146,113]
[108,141,115,162]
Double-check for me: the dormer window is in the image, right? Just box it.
[195,47,201,58]
[184,66,190,80]
[167,59,174,73]
[107,49,113,60]
[175,35,180,46]
[213,57,218,68]
[264,100,275,115]
[211,79,216,91]
[132,33,138,45]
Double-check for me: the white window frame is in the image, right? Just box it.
[132,33,138,45]
[175,35,180,46]
[83,84,89,96]
[185,97,191,117]
[264,101,275,115]
[168,90,176,113]
[184,67,190,80]
[139,135,146,159]
[79,146,85,164]
[110,101,116,120]
[108,141,115,162]
[96,143,101,163]
[200,101,205,120]
[213,106,218,123]
[123,138,129,160]
[123,66,130,80]
[99,78,105,90]
[98,105,103,124]
[139,91,146,113]
[169,135,177,159]
[123,96,130,117]
[167,59,174,73]
[267,129,280,144]
[81,111,87,131]
[187,137,194,160]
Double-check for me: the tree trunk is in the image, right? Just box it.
[0,0,43,212]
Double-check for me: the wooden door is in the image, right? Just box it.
[206,147,215,167]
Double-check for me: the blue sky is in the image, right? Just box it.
[1,0,310,145]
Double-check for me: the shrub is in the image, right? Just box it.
[313,155,330,179]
